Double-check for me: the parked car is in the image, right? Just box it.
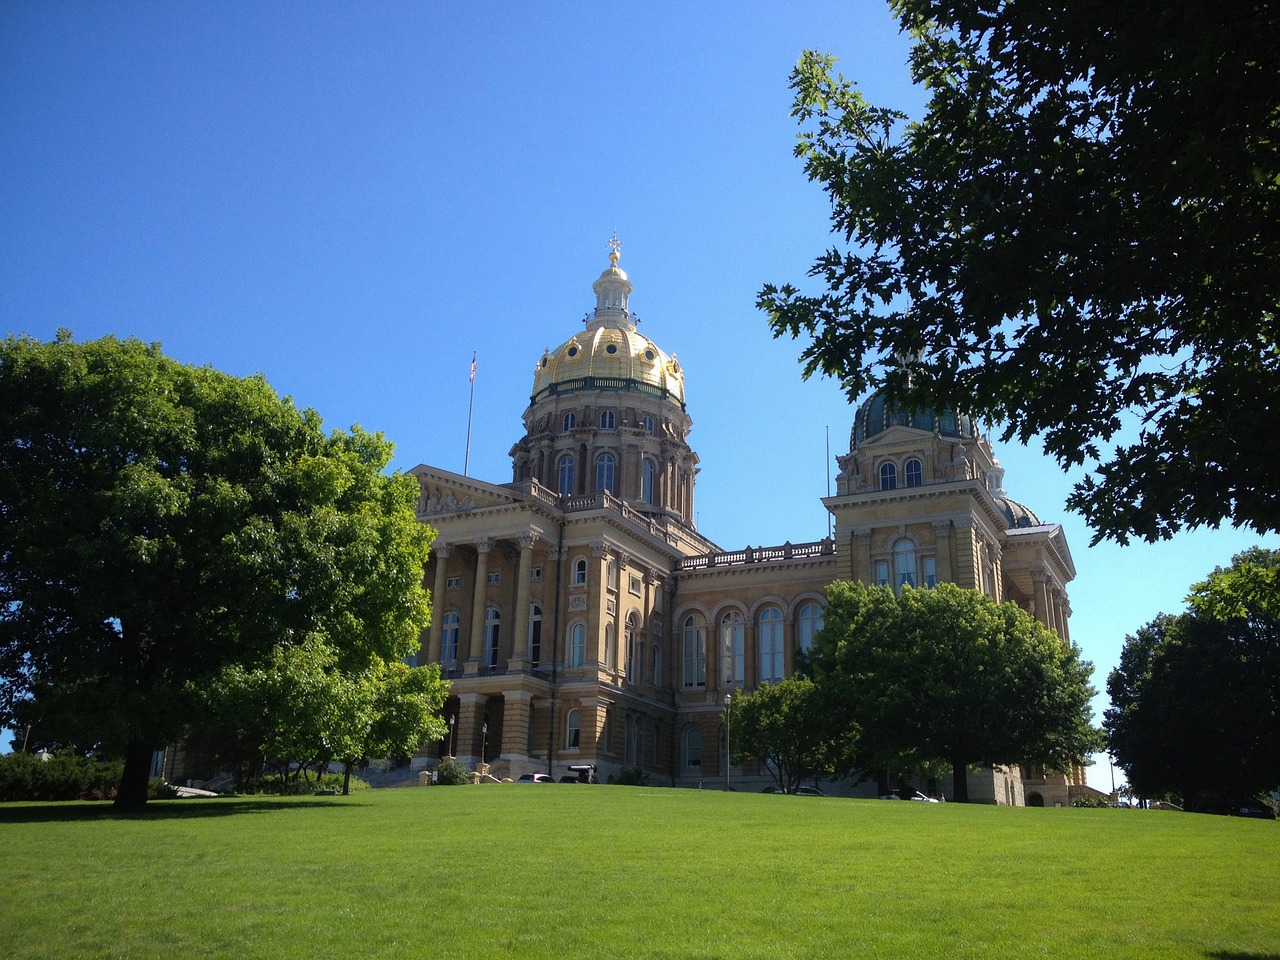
[910,791,940,803]
[762,785,826,796]
[516,773,554,784]
[1235,798,1277,820]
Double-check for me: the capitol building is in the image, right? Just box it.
[409,242,1087,805]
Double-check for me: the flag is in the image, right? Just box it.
[469,353,477,383]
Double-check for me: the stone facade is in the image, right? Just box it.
[409,243,1087,804]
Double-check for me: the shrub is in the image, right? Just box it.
[434,757,472,785]
[615,766,649,786]
[1071,795,1112,809]
[237,771,368,795]
[0,751,124,801]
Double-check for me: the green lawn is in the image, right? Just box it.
[1,787,1277,960]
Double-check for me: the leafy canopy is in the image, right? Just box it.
[0,332,436,808]
[759,1,1280,544]
[808,581,1099,801]
[1105,548,1280,806]
[728,676,854,793]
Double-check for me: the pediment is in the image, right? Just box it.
[407,463,521,517]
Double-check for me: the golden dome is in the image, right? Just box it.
[530,242,686,408]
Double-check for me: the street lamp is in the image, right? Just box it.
[482,720,489,764]
[723,692,733,792]
[448,715,456,757]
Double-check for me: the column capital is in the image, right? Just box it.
[518,532,540,551]
[433,542,453,560]
[474,537,494,554]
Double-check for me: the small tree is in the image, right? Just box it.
[729,677,852,794]
[810,581,1100,802]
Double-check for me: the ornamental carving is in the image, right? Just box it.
[423,487,476,516]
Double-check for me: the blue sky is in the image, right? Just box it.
[2,2,1271,791]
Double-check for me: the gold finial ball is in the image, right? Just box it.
[607,231,622,264]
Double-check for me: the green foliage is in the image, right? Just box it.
[615,766,649,786]
[810,581,1101,802]
[1105,550,1280,807]
[729,676,852,793]
[759,3,1280,545]
[0,751,124,801]
[236,771,368,796]
[0,332,435,809]
[1071,795,1111,809]
[433,757,472,785]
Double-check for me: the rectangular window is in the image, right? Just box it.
[628,574,642,596]
[487,571,501,586]
[530,566,542,582]
[446,576,461,591]
[924,557,937,588]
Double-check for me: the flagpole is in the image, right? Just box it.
[825,425,833,539]
[464,352,476,477]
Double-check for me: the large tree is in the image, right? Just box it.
[0,332,435,810]
[759,1,1280,544]
[1105,549,1280,808]
[809,581,1099,802]
[728,676,854,794]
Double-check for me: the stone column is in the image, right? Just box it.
[467,538,493,668]
[501,689,533,763]
[1032,570,1052,629]
[932,521,953,584]
[455,692,485,766]
[587,541,611,665]
[511,532,538,666]
[427,543,452,663]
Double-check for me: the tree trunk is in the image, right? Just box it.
[342,761,352,796]
[951,753,970,803]
[113,740,154,812]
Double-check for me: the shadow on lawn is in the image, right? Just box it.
[0,797,362,823]
[1206,953,1280,960]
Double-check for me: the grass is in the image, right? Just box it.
[1,787,1278,960]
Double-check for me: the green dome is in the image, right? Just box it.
[851,389,976,448]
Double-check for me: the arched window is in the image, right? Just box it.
[600,410,616,429]
[483,607,501,667]
[880,462,897,491]
[596,453,616,494]
[441,609,460,663]
[604,623,616,669]
[905,458,923,487]
[641,415,654,433]
[640,459,656,504]
[894,538,917,589]
[682,614,706,688]
[683,725,703,770]
[625,612,641,682]
[720,610,745,686]
[566,709,581,749]
[528,603,542,665]
[573,557,588,585]
[557,454,575,495]
[758,607,784,684]
[562,412,577,431]
[797,603,824,654]
[569,622,586,667]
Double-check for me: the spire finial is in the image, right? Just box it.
[607,231,622,264]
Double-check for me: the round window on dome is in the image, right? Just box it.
[540,357,548,368]
[644,349,655,361]
[606,344,618,355]
[567,346,578,358]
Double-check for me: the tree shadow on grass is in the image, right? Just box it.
[0,797,365,823]
[1205,953,1280,960]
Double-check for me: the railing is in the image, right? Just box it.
[530,375,684,410]
[678,538,836,571]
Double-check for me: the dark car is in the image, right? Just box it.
[1235,798,1277,820]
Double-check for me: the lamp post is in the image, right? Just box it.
[482,720,488,765]
[723,692,733,792]
[448,715,456,757]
